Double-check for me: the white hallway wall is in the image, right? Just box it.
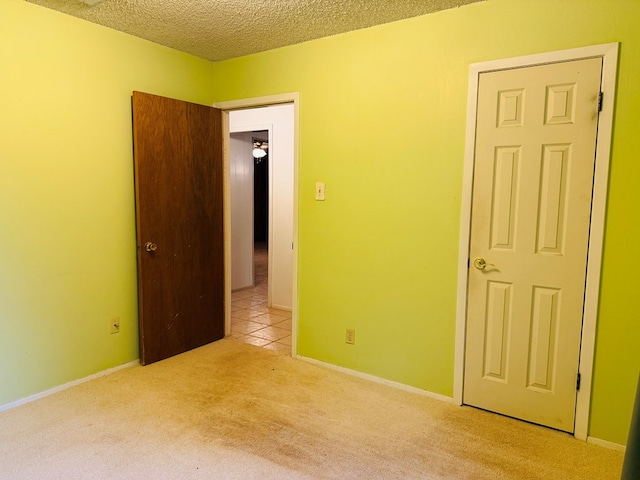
[230,131,255,291]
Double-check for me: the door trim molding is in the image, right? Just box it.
[454,44,619,441]
[215,93,300,358]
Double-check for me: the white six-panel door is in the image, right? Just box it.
[463,58,602,432]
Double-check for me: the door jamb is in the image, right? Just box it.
[453,44,618,441]
[214,93,300,358]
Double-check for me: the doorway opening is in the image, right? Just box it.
[221,99,298,356]
[216,94,299,357]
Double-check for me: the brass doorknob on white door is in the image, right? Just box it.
[145,242,158,252]
[473,257,494,270]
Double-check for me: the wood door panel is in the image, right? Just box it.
[132,91,224,365]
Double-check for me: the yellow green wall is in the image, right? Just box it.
[213,0,640,445]
[0,0,215,403]
[2,0,638,448]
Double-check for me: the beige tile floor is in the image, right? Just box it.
[231,243,291,355]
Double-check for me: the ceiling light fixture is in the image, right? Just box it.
[252,141,268,160]
[252,147,267,159]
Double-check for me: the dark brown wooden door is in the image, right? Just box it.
[132,91,224,365]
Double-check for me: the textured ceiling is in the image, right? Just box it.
[26,0,483,62]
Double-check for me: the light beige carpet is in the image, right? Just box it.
[0,338,623,479]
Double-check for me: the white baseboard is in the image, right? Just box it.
[296,355,455,404]
[586,436,626,452]
[294,357,631,451]
[270,304,292,312]
[0,359,140,413]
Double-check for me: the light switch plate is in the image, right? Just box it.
[315,182,326,201]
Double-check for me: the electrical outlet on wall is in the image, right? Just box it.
[345,328,355,345]
[110,317,120,334]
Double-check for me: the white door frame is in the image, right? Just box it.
[454,44,618,441]
[215,93,300,358]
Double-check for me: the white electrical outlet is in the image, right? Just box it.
[346,328,355,345]
[110,317,120,334]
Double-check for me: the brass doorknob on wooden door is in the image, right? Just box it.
[473,257,494,270]
[145,242,158,252]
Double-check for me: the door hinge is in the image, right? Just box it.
[576,372,582,391]
[598,91,603,112]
